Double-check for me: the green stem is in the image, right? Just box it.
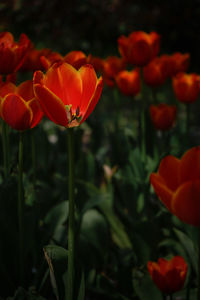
[139,68,146,163]
[186,103,190,137]
[31,130,36,187]
[197,228,200,300]
[1,120,9,178]
[18,131,24,285]
[67,128,75,300]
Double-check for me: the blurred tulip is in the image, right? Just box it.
[173,72,200,103]
[115,68,140,96]
[0,32,30,75]
[148,256,187,294]
[20,47,52,72]
[0,80,43,130]
[102,56,126,87]
[143,56,169,87]
[33,62,103,127]
[170,52,190,76]
[118,31,160,66]
[150,104,176,131]
[150,146,200,226]
[87,55,104,73]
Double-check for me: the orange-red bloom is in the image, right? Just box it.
[147,256,187,294]
[115,68,140,96]
[0,80,43,130]
[102,56,126,87]
[118,31,160,67]
[173,73,200,103]
[143,56,169,87]
[20,47,52,72]
[150,104,176,131]
[170,53,190,76]
[33,62,103,127]
[0,32,30,75]
[150,146,200,226]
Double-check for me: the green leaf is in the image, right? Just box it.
[77,271,85,300]
[133,272,162,300]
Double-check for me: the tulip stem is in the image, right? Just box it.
[1,120,9,178]
[186,103,190,137]
[140,68,146,163]
[18,131,24,285]
[31,130,36,187]
[67,128,75,300]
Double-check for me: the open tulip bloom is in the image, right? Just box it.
[33,62,103,127]
[148,256,188,294]
[150,146,200,226]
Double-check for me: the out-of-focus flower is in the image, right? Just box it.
[87,55,104,73]
[150,146,200,226]
[118,31,160,67]
[173,72,200,103]
[33,62,103,127]
[115,68,140,96]
[102,56,126,87]
[170,53,190,76]
[147,256,187,294]
[0,32,30,75]
[143,56,169,87]
[20,46,52,72]
[150,104,176,131]
[0,80,43,130]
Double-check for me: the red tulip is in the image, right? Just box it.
[143,56,169,87]
[170,53,190,76]
[148,256,187,294]
[115,68,140,96]
[102,56,126,87]
[173,72,200,103]
[87,55,104,73]
[33,62,103,127]
[118,31,160,67]
[0,80,43,130]
[150,146,200,226]
[150,104,176,131]
[0,32,30,75]
[20,47,52,72]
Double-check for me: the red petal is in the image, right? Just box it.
[44,62,82,111]
[150,173,173,211]
[1,94,32,130]
[158,155,180,191]
[0,82,16,97]
[34,84,68,126]
[78,64,97,115]
[17,80,34,101]
[172,180,200,226]
[81,76,103,124]
[28,98,43,128]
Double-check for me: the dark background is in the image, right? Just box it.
[1,0,200,70]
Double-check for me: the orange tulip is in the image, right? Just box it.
[0,80,43,130]
[33,62,103,127]
[115,68,140,96]
[173,73,200,103]
[150,146,200,226]
[148,256,188,294]
[150,104,176,131]
[170,52,190,76]
[20,47,52,72]
[102,56,126,87]
[143,56,169,87]
[0,32,30,75]
[118,31,160,67]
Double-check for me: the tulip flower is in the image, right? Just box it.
[170,52,190,76]
[150,146,200,226]
[102,56,126,87]
[33,62,103,127]
[115,68,140,96]
[148,256,188,294]
[0,31,30,75]
[150,104,176,131]
[118,31,160,67]
[0,80,43,130]
[143,56,169,87]
[173,72,200,103]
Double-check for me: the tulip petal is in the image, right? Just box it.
[158,155,180,191]
[180,146,200,183]
[34,84,68,126]
[1,94,32,130]
[78,64,97,115]
[28,98,43,128]
[44,62,82,109]
[172,180,200,226]
[18,80,34,101]
[150,173,173,211]
[0,82,16,98]
[81,76,103,124]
